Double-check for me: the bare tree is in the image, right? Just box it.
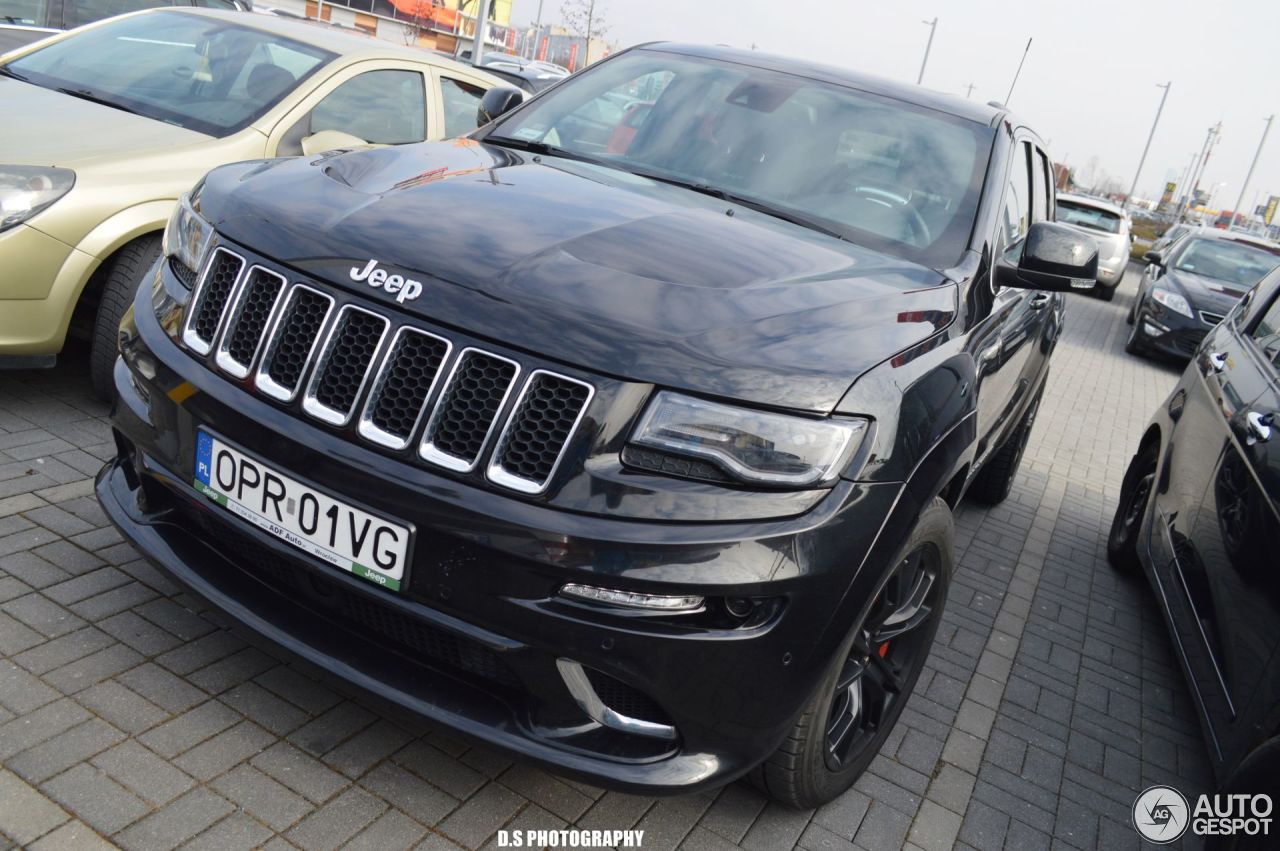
[560,0,609,55]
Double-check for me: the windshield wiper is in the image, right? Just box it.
[53,85,142,117]
[0,66,30,83]
[484,135,607,167]
[628,169,847,241]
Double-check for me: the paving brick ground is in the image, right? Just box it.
[0,265,1213,850]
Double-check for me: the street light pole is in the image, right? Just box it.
[917,18,937,85]
[1230,115,1274,230]
[1124,82,1170,209]
[1005,38,1032,105]
[472,0,492,64]
[963,82,977,99]
[1180,123,1219,222]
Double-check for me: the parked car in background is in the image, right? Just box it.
[1055,192,1130,299]
[0,0,250,54]
[1127,230,1280,359]
[0,7,501,397]
[1109,264,1280,827]
[441,50,566,94]
[98,43,1094,807]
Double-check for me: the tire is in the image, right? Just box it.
[90,235,161,401]
[1097,283,1116,302]
[1124,320,1147,357]
[1107,442,1157,573]
[749,498,954,809]
[1204,736,1280,850]
[967,380,1045,505]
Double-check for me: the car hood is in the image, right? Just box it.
[1165,268,1250,315]
[0,78,209,166]
[199,141,958,412]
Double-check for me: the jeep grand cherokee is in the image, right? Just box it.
[98,44,1096,807]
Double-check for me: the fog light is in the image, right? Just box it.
[1142,321,1166,338]
[560,583,704,612]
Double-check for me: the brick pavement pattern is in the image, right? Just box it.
[0,267,1213,850]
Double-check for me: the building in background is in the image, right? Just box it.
[294,0,518,55]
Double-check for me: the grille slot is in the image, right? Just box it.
[488,371,593,493]
[1200,310,1225,327]
[358,328,452,450]
[255,285,334,402]
[181,248,245,354]
[420,349,520,472]
[170,257,198,290]
[303,306,389,426]
[215,266,287,378]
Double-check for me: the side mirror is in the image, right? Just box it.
[995,221,1098,292]
[477,87,524,127]
[1143,250,1165,266]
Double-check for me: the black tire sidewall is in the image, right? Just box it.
[1107,443,1157,572]
[90,235,162,400]
[789,499,955,807]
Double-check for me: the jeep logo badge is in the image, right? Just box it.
[349,259,423,304]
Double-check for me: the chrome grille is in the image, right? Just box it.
[215,266,286,379]
[302,306,389,426]
[420,349,520,472]
[488,371,593,493]
[182,248,245,354]
[256,285,333,402]
[359,328,451,450]
[1200,310,1225,327]
[180,252,592,493]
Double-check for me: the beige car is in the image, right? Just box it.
[0,7,504,396]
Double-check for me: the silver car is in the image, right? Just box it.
[1056,193,1131,300]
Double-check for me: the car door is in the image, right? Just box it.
[265,61,431,157]
[970,138,1049,463]
[1149,269,1280,758]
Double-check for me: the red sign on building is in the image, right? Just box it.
[568,42,579,71]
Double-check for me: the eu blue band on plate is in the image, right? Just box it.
[196,431,213,486]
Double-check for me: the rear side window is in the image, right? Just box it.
[63,0,172,29]
[440,76,486,138]
[0,0,48,26]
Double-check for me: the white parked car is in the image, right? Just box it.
[1055,193,1131,300]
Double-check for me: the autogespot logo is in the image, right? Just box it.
[1133,785,1190,844]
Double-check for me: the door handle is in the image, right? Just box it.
[1245,411,1274,444]
[1029,293,1052,310]
[1207,351,1228,373]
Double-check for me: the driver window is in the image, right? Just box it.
[999,141,1032,257]
[279,69,426,155]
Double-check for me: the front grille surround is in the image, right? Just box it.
[181,247,246,355]
[357,327,453,450]
[1200,310,1225,327]
[488,370,595,494]
[179,244,596,496]
[214,265,288,379]
[419,348,521,473]
[301,305,390,427]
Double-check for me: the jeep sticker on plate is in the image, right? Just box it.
[193,431,409,591]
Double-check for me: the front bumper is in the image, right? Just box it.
[0,223,95,358]
[1131,302,1210,359]
[1095,255,1127,287]
[101,262,905,793]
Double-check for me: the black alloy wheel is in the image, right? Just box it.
[824,543,943,771]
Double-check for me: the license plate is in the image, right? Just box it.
[193,431,410,592]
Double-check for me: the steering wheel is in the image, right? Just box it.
[852,185,932,245]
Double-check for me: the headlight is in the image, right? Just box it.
[0,166,75,232]
[630,392,868,487]
[1151,287,1193,318]
[162,190,213,279]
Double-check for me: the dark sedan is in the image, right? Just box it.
[1110,265,1280,845]
[0,0,248,54]
[1127,231,1280,360]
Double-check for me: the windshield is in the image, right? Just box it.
[1056,200,1121,234]
[487,49,993,268]
[0,0,46,26]
[5,11,334,137]
[1173,238,1280,287]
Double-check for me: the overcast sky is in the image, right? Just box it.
[512,0,1280,213]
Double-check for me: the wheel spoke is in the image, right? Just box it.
[872,568,936,643]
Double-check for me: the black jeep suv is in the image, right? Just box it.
[99,44,1095,807]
